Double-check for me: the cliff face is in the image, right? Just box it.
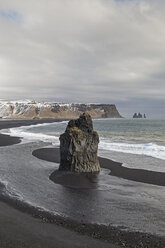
[0,100,122,119]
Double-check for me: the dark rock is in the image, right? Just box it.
[138,112,142,118]
[74,104,122,118]
[133,113,138,118]
[98,104,122,118]
[59,112,100,173]
[133,112,143,118]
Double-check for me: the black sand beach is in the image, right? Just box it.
[0,119,165,248]
[0,119,118,248]
[32,147,165,247]
[33,147,165,187]
[0,119,65,146]
[0,201,117,248]
[0,133,21,146]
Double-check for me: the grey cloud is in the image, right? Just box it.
[0,0,165,116]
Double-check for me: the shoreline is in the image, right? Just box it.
[0,118,68,130]
[0,118,67,146]
[1,172,165,248]
[33,147,165,187]
[0,200,114,248]
[0,119,165,247]
[0,118,120,248]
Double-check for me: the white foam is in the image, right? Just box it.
[11,128,59,145]
[0,179,9,189]
[0,179,22,200]
[99,140,165,161]
[1,122,66,146]
[2,121,165,161]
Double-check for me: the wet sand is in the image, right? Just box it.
[0,119,119,248]
[1,185,165,248]
[33,147,165,187]
[0,133,21,146]
[32,147,165,247]
[0,119,165,247]
[0,119,66,146]
[0,200,116,248]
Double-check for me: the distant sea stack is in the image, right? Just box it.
[0,100,122,119]
[133,113,146,118]
[59,112,100,173]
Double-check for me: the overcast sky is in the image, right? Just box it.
[0,0,165,117]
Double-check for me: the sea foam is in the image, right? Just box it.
[1,121,165,161]
[99,141,165,160]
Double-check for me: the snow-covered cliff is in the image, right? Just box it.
[0,100,122,119]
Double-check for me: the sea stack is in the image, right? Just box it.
[59,112,100,173]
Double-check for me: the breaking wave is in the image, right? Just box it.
[99,141,165,161]
[2,122,67,146]
[1,121,165,160]
[1,120,165,161]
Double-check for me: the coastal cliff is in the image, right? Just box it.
[0,100,122,119]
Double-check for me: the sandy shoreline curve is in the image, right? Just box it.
[0,119,165,247]
[33,147,165,187]
[0,119,119,248]
[0,118,68,146]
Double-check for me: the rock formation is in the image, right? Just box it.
[138,113,142,118]
[133,112,144,118]
[59,112,100,173]
[0,100,122,119]
[133,113,138,118]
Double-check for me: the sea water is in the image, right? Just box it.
[8,118,165,171]
[0,118,165,236]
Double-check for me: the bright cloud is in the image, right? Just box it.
[0,0,165,116]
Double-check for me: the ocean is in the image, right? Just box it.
[8,118,165,170]
[0,118,165,236]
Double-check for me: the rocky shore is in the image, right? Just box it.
[0,119,115,248]
[0,119,164,248]
[33,147,165,248]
